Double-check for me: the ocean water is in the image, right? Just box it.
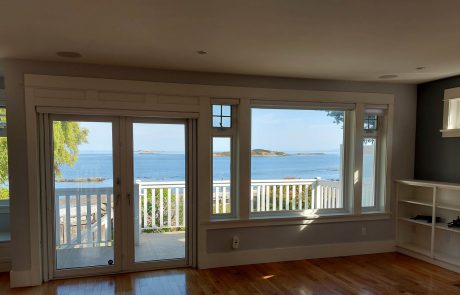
[56,152,344,188]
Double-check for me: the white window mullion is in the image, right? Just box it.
[353,104,365,214]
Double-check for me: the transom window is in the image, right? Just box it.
[364,114,378,130]
[212,104,232,128]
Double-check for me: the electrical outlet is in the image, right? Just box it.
[232,236,239,249]
[361,226,367,236]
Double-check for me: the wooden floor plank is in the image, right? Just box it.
[1,253,460,294]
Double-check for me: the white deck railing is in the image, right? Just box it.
[249,178,341,212]
[55,178,342,247]
[55,187,113,248]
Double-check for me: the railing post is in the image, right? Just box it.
[285,185,289,210]
[292,185,296,210]
[86,194,92,244]
[256,186,261,212]
[250,186,254,212]
[96,194,102,242]
[261,185,266,211]
[65,195,71,245]
[167,188,172,227]
[106,193,112,244]
[278,185,283,210]
[151,188,156,228]
[298,185,303,210]
[222,187,227,214]
[134,182,140,245]
[143,188,148,228]
[76,194,81,244]
[55,195,61,247]
[315,177,321,209]
[182,187,186,227]
[175,188,180,227]
[159,188,164,228]
[215,186,220,214]
[265,186,270,211]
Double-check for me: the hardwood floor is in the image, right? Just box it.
[2,253,460,294]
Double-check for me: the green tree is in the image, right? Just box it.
[52,121,89,178]
[0,116,89,199]
[327,111,344,125]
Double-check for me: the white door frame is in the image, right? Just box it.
[124,117,195,272]
[39,110,197,280]
[43,114,123,279]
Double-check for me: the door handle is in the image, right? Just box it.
[127,193,131,206]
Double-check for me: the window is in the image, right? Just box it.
[0,107,8,204]
[250,108,346,215]
[212,104,232,128]
[442,87,460,137]
[212,137,232,214]
[362,112,383,210]
[211,102,237,217]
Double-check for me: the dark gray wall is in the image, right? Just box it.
[415,76,460,183]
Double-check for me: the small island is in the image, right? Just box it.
[136,150,160,155]
[213,149,288,157]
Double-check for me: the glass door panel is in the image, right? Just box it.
[132,123,187,263]
[52,120,116,270]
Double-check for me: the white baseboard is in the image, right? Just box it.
[0,241,10,273]
[10,268,42,288]
[397,247,460,274]
[199,240,396,269]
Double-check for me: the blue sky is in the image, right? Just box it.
[251,109,343,152]
[77,109,343,152]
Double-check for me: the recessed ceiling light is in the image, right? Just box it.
[56,51,82,58]
[378,74,398,79]
[416,66,426,70]
[196,50,208,55]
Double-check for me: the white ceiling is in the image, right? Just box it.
[1,1,460,83]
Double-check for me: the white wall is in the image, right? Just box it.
[3,59,417,280]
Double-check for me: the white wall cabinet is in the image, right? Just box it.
[396,179,460,272]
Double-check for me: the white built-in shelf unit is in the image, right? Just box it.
[396,179,460,272]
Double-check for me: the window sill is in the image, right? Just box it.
[202,212,392,229]
[0,232,10,243]
[0,204,9,214]
[440,128,460,138]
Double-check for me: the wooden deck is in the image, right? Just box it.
[3,253,460,294]
[57,232,185,269]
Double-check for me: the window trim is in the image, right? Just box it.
[210,101,238,219]
[362,107,388,213]
[248,103,353,218]
[442,87,460,137]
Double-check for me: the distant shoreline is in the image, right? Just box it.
[56,177,107,183]
[213,149,327,157]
